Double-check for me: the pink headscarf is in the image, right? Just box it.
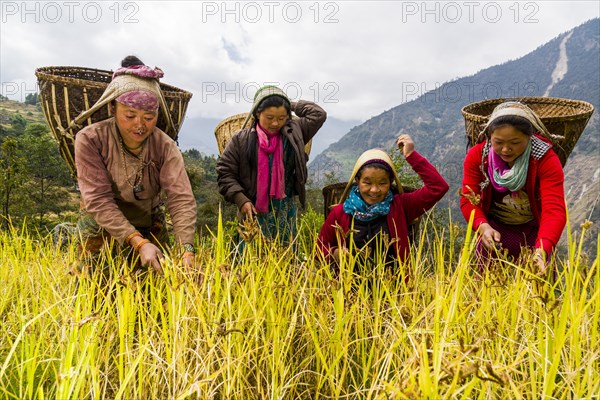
[115,90,159,112]
[113,65,164,111]
[112,65,164,80]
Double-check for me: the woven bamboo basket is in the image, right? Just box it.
[214,112,312,156]
[461,97,594,166]
[35,66,193,176]
[321,182,350,218]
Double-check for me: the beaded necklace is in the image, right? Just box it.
[118,135,148,195]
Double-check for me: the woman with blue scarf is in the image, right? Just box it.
[317,134,449,271]
[460,101,567,275]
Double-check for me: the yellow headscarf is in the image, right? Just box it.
[338,148,404,203]
[482,101,557,141]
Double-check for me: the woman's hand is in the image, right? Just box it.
[533,248,547,275]
[396,134,415,158]
[332,247,348,264]
[240,201,257,220]
[477,223,502,251]
[182,253,195,269]
[136,241,165,275]
[182,252,204,284]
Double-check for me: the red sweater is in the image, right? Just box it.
[317,151,449,263]
[460,136,566,255]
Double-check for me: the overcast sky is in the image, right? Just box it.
[2,1,598,123]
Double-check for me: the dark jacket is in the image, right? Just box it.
[217,100,326,209]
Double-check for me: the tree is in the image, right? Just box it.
[9,113,27,135]
[0,137,27,228]
[182,149,205,189]
[389,146,423,190]
[24,93,39,105]
[19,125,73,229]
[0,124,9,140]
[182,149,236,234]
[24,123,48,137]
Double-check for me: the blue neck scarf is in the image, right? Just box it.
[343,185,393,222]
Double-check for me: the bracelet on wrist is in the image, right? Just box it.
[133,238,151,253]
[126,231,143,246]
[182,243,196,254]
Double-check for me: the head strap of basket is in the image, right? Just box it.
[64,64,176,137]
[241,85,290,129]
[483,101,553,140]
[338,148,404,203]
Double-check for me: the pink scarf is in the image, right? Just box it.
[488,148,511,193]
[115,90,159,111]
[256,123,286,213]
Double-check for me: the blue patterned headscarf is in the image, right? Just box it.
[343,185,393,222]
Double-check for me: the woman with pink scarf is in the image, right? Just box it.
[460,101,567,275]
[217,85,326,244]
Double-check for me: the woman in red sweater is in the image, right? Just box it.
[317,134,449,273]
[460,101,566,274]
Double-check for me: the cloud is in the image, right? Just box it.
[1,1,598,121]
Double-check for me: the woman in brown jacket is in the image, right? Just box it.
[73,56,197,274]
[217,85,326,244]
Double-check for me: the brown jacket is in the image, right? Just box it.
[217,100,326,209]
[75,118,197,245]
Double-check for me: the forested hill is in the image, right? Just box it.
[308,18,600,253]
[0,95,47,132]
[0,96,76,229]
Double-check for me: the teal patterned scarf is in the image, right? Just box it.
[489,139,532,192]
[343,186,393,222]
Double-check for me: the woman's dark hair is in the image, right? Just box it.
[356,162,393,181]
[486,115,536,137]
[121,55,145,67]
[253,95,291,119]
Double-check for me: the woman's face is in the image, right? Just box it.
[489,125,531,167]
[356,166,391,205]
[257,106,289,134]
[113,102,158,147]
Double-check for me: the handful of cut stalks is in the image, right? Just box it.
[238,216,260,243]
